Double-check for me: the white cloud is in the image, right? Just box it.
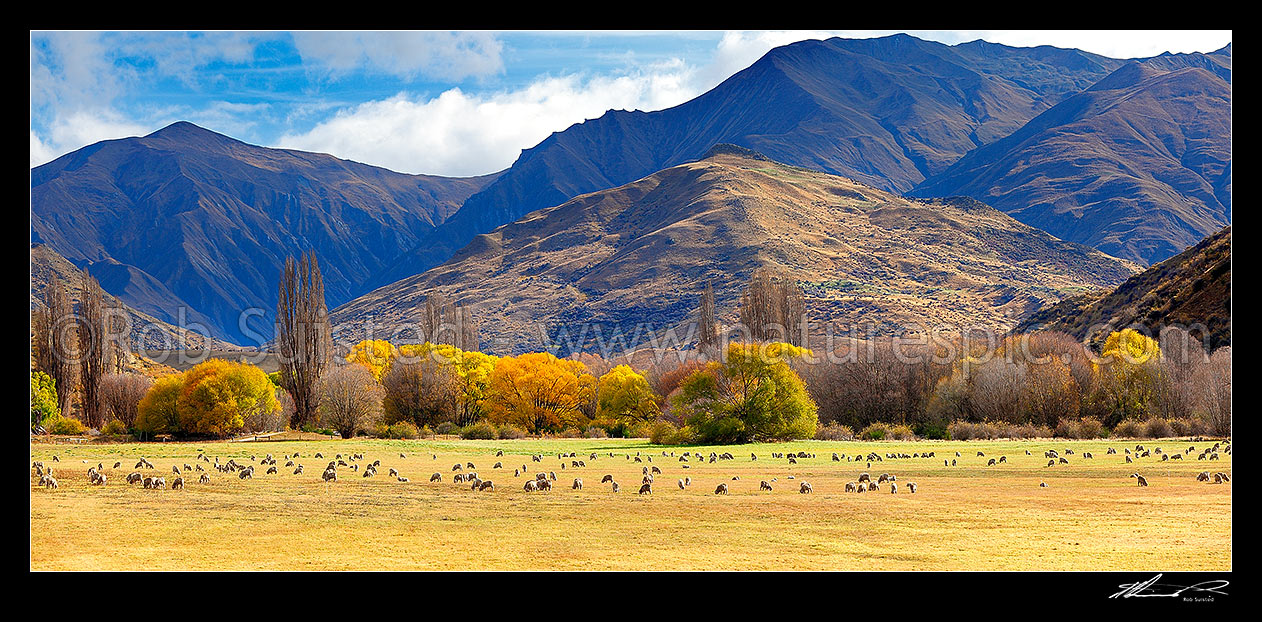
[292,31,505,81]
[31,109,151,166]
[277,62,703,177]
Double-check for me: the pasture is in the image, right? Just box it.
[29,437,1231,571]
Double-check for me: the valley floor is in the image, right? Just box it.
[29,437,1231,571]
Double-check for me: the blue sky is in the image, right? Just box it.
[30,30,1232,177]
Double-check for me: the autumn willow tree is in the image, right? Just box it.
[276,251,332,429]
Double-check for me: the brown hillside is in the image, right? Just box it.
[333,151,1138,355]
[1015,226,1231,350]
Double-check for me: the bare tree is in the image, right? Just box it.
[698,280,718,353]
[382,358,457,428]
[99,373,153,427]
[35,274,77,416]
[77,273,107,428]
[319,364,382,439]
[739,268,807,346]
[276,251,332,430]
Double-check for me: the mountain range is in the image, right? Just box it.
[29,34,1231,350]
[31,121,498,344]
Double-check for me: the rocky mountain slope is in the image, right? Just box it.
[912,55,1232,265]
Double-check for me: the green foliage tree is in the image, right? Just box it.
[671,342,818,443]
[30,371,60,428]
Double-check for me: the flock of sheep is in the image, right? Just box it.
[30,439,1230,496]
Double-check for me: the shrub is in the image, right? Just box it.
[559,427,582,438]
[435,421,460,435]
[627,422,654,439]
[1055,417,1107,439]
[815,422,854,441]
[858,422,890,440]
[386,421,421,439]
[101,419,128,436]
[1112,419,1144,438]
[460,421,498,440]
[47,416,86,435]
[649,421,680,445]
[913,421,948,440]
[583,425,608,439]
[947,420,980,441]
[885,424,917,441]
[1143,418,1173,439]
[497,423,527,439]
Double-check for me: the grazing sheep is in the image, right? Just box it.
[858,473,871,483]
[172,477,184,490]
[800,482,813,494]
[153,477,166,489]
[452,464,463,471]
[890,483,897,494]
[642,475,653,485]
[1039,482,1047,488]
[430,472,442,482]
[239,468,253,480]
[172,465,181,476]
[538,479,552,491]
[714,483,729,495]
[267,466,278,475]
[999,456,1007,463]
[683,476,691,487]
[322,469,337,482]
[638,483,652,495]
[293,465,304,475]
[43,476,58,489]
[1059,457,1068,464]
[760,480,772,491]
[1197,471,1211,482]
[1047,459,1056,467]
[857,482,867,493]
[651,466,662,475]
[907,482,917,493]
[549,471,557,481]
[524,480,539,492]
[493,462,502,469]
[478,480,494,491]
[389,468,399,477]
[470,478,483,490]
[127,472,143,484]
[612,482,621,493]
[1126,455,1133,463]
[678,479,686,490]
[1130,473,1148,487]
[199,474,211,484]
[573,478,583,490]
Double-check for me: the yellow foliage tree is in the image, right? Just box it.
[486,352,593,433]
[1095,329,1162,426]
[596,364,659,425]
[135,374,185,437]
[176,359,280,438]
[347,339,396,381]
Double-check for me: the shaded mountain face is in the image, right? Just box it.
[1015,226,1230,350]
[31,122,500,344]
[31,243,217,354]
[333,151,1139,356]
[370,34,1132,288]
[912,56,1232,266]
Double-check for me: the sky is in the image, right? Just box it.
[30,30,1232,177]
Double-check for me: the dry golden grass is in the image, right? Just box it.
[30,437,1230,571]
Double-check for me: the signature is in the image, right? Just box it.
[1110,574,1229,599]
